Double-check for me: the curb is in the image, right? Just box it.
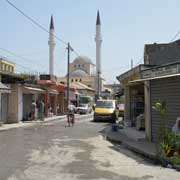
[103,130,157,162]
[0,114,93,133]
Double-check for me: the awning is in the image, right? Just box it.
[74,92,81,95]
[23,86,45,94]
[129,73,180,84]
[48,89,59,95]
[0,82,11,93]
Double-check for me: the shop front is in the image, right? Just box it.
[22,86,45,121]
[44,89,58,117]
[129,84,144,127]
[0,83,11,124]
[117,65,152,139]
[37,80,65,116]
[138,62,180,141]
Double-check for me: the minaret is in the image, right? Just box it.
[95,10,102,96]
[48,15,56,76]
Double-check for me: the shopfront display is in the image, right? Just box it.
[130,85,144,127]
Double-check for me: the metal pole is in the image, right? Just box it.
[67,42,70,109]
[98,70,100,98]
[131,59,133,69]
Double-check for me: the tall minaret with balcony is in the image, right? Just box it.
[95,10,102,96]
[48,15,56,76]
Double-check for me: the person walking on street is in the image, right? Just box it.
[67,102,75,126]
[38,100,45,121]
[31,100,36,120]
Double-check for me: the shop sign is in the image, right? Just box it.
[141,64,180,79]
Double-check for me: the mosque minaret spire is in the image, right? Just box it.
[95,10,102,96]
[48,15,56,76]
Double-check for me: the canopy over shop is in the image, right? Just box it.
[37,80,65,116]
[117,64,154,140]
[130,61,180,141]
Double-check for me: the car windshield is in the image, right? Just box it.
[96,101,115,108]
[79,104,87,107]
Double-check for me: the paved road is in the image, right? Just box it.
[0,116,180,180]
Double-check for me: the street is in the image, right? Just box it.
[0,116,180,180]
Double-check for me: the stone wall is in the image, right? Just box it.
[144,39,180,65]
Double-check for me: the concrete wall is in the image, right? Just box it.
[144,40,180,66]
[144,81,152,141]
[8,84,23,123]
[124,85,130,122]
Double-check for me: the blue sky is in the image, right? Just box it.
[0,0,180,83]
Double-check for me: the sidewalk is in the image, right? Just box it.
[101,125,157,161]
[0,113,93,132]
[0,115,67,132]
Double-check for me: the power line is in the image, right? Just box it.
[0,48,48,71]
[0,54,35,72]
[5,0,81,65]
[170,29,180,42]
[5,0,69,46]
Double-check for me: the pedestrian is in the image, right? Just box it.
[67,102,75,126]
[172,117,180,134]
[30,100,36,120]
[38,100,45,121]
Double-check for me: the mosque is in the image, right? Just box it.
[58,55,101,90]
[58,11,104,95]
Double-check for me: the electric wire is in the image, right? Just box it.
[5,0,80,57]
[0,48,48,72]
[170,29,180,42]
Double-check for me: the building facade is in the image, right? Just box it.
[117,39,180,142]
[0,57,15,73]
[58,56,98,90]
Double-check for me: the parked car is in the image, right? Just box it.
[76,104,92,114]
[93,99,118,123]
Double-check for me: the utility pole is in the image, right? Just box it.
[131,59,133,69]
[97,70,100,98]
[66,42,73,110]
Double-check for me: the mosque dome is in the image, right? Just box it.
[73,56,94,65]
[70,69,89,77]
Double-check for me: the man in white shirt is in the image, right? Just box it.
[67,103,75,126]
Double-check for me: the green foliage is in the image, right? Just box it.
[160,133,180,165]
[79,96,93,104]
[152,100,168,119]
[152,100,169,143]
[153,100,180,166]
[19,73,31,79]
[170,156,180,165]
[161,142,172,157]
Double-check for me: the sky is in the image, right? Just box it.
[0,0,180,83]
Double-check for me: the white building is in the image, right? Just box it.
[58,56,98,90]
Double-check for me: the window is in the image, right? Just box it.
[78,64,81,68]
[96,101,115,108]
[2,64,5,70]
[74,64,76,68]
[71,79,74,82]
[75,79,78,82]
[79,79,82,82]
[5,65,8,71]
